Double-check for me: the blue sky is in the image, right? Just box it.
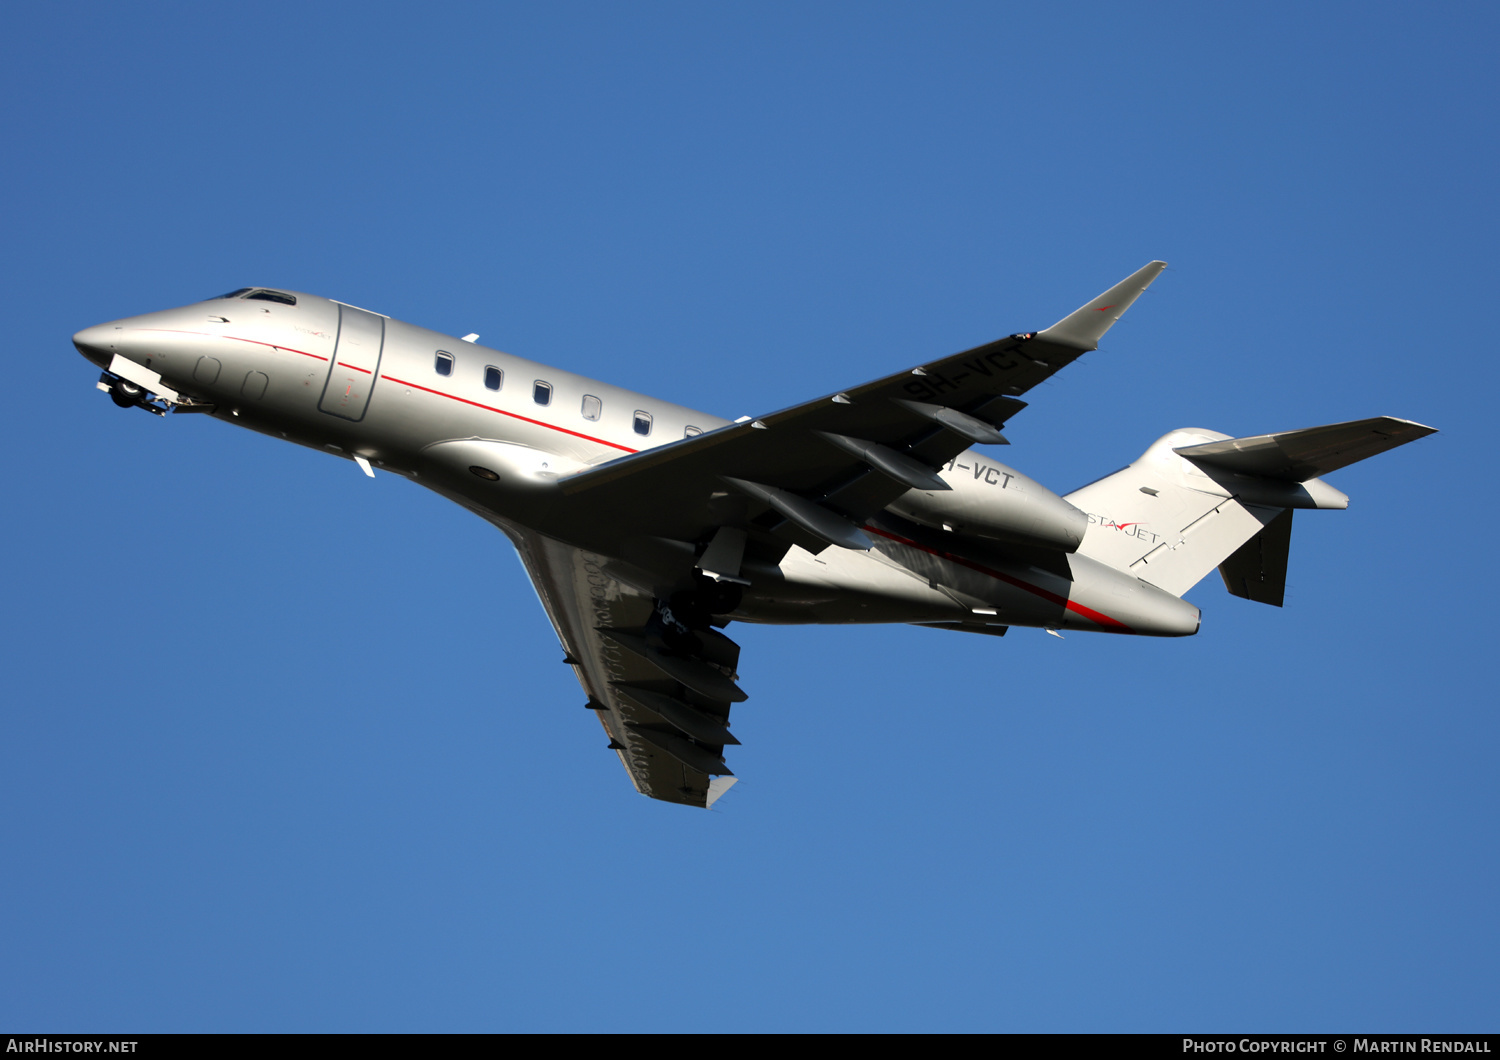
[2,1,1495,1032]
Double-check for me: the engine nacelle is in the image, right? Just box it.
[887,451,1088,552]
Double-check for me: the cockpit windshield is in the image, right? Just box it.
[207,288,297,306]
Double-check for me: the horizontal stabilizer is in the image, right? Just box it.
[1070,414,1436,600]
[1036,261,1167,351]
[1175,417,1437,482]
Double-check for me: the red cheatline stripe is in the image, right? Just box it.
[382,375,639,452]
[136,330,636,453]
[338,363,372,374]
[863,525,1133,632]
[138,329,329,361]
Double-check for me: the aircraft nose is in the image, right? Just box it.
[72,323,121,369]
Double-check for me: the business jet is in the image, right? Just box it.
[72,262,1435,808]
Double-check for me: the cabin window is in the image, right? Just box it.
[633,411,653,436]
[435,351,454,377]
[533,381,553,406]
[684,426,702,437]
[581,395,602,421]
[484,365,503,391]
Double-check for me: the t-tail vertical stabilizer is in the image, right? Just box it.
[1064,417,1436,602]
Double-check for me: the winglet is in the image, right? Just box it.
[1036,260,1167,351]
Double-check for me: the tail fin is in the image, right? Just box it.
[1064,417,1436,601]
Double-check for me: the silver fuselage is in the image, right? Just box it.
[73,289,1201,638]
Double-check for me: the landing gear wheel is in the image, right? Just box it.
[700,580,743,616]
[109,379,144,408]
[670,581,743,622]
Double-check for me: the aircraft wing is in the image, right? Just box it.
[509,526,743,809]
[520,263,1164,805]
[552,261,1167,565]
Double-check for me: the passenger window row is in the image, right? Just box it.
[432,350,701,438]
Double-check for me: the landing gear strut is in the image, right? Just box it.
[648,580,745,654]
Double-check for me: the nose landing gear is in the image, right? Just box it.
[96,368,214,416]
[99,372,166,415]
[99,372,175,416]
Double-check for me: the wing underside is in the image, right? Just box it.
[509,526,742,809]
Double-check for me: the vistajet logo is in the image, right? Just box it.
[1086,512,1161,544]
